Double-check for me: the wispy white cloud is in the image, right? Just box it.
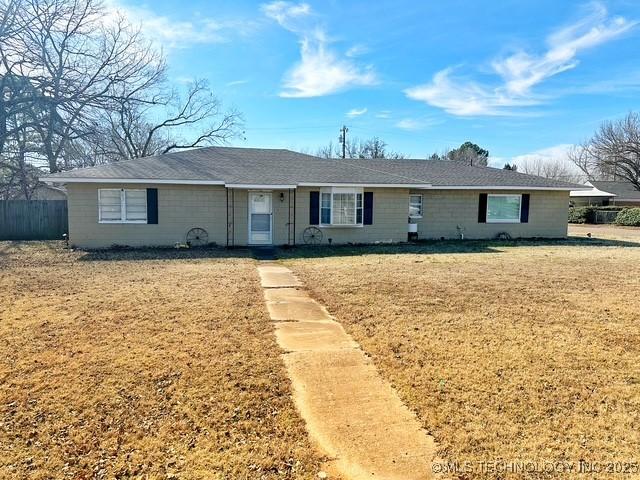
[489,144,576,168]
[226,79,250,87]
[395,117,441,131]
[511,144,575,165]
[395,118,422,130]
[405,2,637,116]
[346,44,369,57]
[346,107,367,117]
[105,0,257,49]
[406,68,540,116]
[175,76,196,85]
[262,1,377,97]
[261,1,311,29]
[375,110,391,119]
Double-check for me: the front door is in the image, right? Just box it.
[249,192,272,245]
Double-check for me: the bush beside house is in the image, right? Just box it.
[568,206,632,224]
[568,207,595,224]
[615,208,640,226]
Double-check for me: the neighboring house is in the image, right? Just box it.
[589,181,640,206]
[9,184,67,200]
[570,182,616,206]
[41,147,585,249]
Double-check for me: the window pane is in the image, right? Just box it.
[99,190,122,221]
[320,192,331,224]
[409,195,422,217]
[487,195,521,221]
[125,190,147,221]
[356,193,363,224]
[332,193,356,224]
[321,208,331,224]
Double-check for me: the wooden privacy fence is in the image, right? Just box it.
[0,200,68,240]
[594,210,619,224]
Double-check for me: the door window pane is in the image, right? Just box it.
[251,194,271,214]
[251,214,270,231]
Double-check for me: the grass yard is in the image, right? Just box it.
[281,235,640,479]
[0,242,323,479]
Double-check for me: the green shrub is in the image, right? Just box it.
[615,208,640,226]
[568,206,595,224]
[587,205,625,211]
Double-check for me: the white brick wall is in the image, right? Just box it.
[294,187,409,245]
[67,183,228,248]
[411,189,569,239]
[67,184,569,248]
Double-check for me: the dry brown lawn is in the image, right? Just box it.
[0,242,323,480]
[569,223,640,242]
[282,236,640,479]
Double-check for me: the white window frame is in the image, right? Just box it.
[319,187,364,227]
[98,188,147,224]
[409,194,423,218]
[486,194,522,224]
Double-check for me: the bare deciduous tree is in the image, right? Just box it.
[569,112,640,190]
[0,0,241,195]
[0,0,166,172]
[103,80,241,161]
[515,156,584,183]
[316,136,404,159]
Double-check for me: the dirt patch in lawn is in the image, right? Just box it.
[0,242,324,479]
[282,241,640,479]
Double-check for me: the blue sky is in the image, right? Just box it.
[109,0,639,165]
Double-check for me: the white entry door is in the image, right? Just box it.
[249,192,272,244]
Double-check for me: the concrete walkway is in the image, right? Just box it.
[257,263,436,480]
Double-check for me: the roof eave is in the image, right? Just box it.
[40,177,226,186]
[425,185,587,191]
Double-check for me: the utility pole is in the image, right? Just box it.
[339,125,348,159]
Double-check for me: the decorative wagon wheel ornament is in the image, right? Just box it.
[302,226,323,245]
[186,227,209,247]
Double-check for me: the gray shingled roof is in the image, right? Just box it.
[591,181,640,201]
[43,146,584,189]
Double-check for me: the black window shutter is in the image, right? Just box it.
[520,194,530,223]
[478,193,487,223]
[147,188,158,224]
[309,191,320,225]
[363,192,374,225]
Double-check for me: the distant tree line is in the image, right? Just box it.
[316,137,405,159]
[0,0,241,199]
[315,137,491,167]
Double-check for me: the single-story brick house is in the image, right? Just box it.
[42,147,585,248]
[586,181,640,206]
[570,182,616,206]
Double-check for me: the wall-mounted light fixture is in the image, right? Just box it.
[280,192,285,202]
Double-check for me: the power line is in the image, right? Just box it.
[243,124,337,131]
